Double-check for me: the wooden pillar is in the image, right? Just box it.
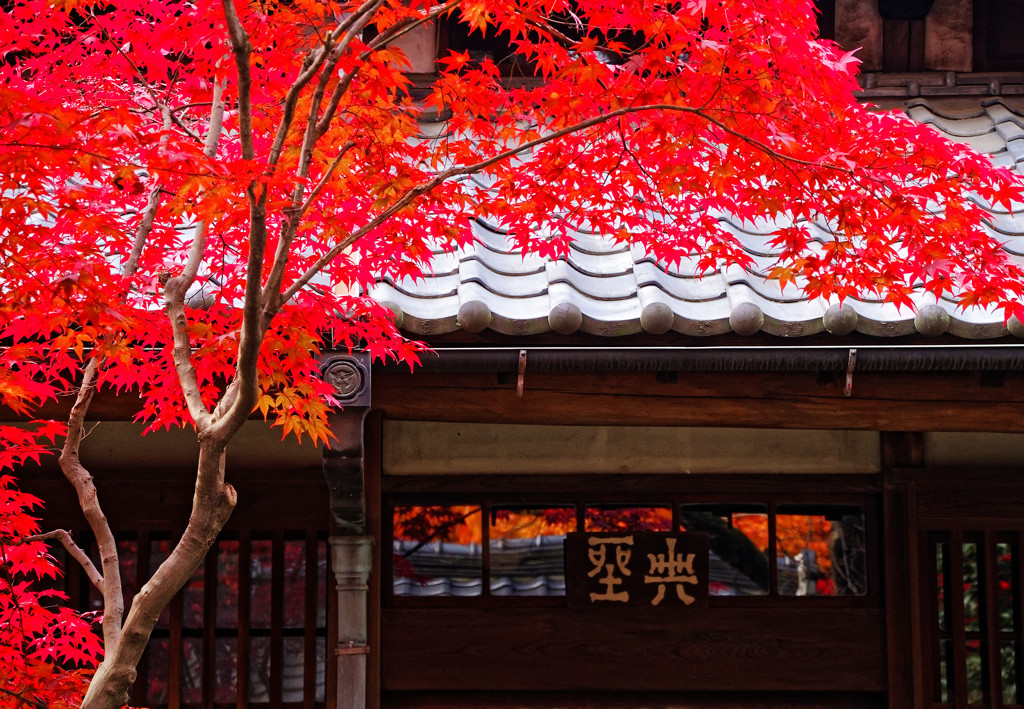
[321,353,374,709]
[331,536,374,709]
[881,432,924,709]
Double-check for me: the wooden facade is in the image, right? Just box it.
[11,346,1024,708]
[367,351,1024,709]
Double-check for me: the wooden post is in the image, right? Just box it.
[331,536,374,709]
[321,352,374,708]
[881,431,924,709]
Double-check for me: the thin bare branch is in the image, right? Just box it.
[203,80,226,156]
[21,530,104,592]
[300,141,357,213]
[58,359,123,651]
[123,185,162,276]
[160,82,226,430]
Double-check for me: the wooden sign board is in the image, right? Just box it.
[565,532,709,609]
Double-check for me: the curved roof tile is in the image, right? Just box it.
[366,95,1024,340]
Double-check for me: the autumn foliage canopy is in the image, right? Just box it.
[2,0,1024,705]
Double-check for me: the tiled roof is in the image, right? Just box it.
[369,85,1024,340]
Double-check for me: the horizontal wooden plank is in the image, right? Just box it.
[889,467,1024,525]
[19,465,330,531]
[381,690,886,709]
[9,370,1024,433]
[371,370,1024,431]
[382,472,882,495]
[381,607,887,692]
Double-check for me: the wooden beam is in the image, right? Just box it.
[373,371,1024,432]
[381,607,887,692]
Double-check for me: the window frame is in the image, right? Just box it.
[383,473,881,610]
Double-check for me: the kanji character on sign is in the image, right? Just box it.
[587,535,634,602]
[644,537,698,605]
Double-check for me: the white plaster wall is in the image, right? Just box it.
[34,420,322,472]
[925,432,1024,467]
[383,422,881,474]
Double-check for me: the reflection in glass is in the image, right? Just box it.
[963,543,980,633]
[489,506,576,596]
[1003,641,1019,705]
[250,636,272,702]
[214,638,237,704]
[936,541,948,631]
[251,539,273,629]
[283,636,305,702]
[966,641,983,704]
[938,639,951,704]
[584,505,672,532]
[679,505,769,596]
[150,539,172,628]
[997,542,1015,633]
[182,559,204,629]
[284,540,306,628]
[146,637,169,706]
[393,506,483,597]
[181,637,202,705]
[317,540,328,627]
[776,505,866,596]
[217,540,239,628]
[316,636,328,702]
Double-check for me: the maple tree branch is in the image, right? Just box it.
[204,80,226,156]
[300,142,358,214]
[312,1,455,142]
[281,99,868,307]
[0,686,47,709]
[21,530,104,592]
[366,0,459,52]
[161,84,226,430]
[268,0,383,170]
[221,0,254,161]
[58,359,124,652]
[123,109,176,278]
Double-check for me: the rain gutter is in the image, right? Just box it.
[372,345,1024,373]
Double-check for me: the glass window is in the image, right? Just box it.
[584,505,672,532]
[393,505,483,597]
[489,506,576,596]
[775,504,866,596]
[680,504,769,596]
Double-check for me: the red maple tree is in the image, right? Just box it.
[2,0,1024,706]
[0,474,103,708]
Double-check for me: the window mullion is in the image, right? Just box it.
[303,530,318,709]
[984,532,1003,708]
[169,578,184,709]
[767,501,778,596]
[202,543,218,709]
[950,531,968,709]
[270,531,285,704]
[482,503,491,597]
[237,530,251,709]
[134,531,150,709]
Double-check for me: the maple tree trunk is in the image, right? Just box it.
[80,440,237,709]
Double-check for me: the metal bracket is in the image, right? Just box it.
[335,644,371,656]
[845,348,857,397]
[516,349,527,397]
